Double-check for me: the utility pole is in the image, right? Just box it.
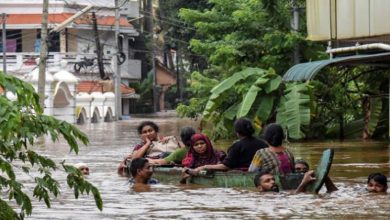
[92,12,107,80]
[2,13,6,75]
[114,0,122,120]
[146,0,158,112]
[38,0,49,108]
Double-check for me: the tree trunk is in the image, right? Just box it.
[362,96,371,139]
[38,0,49,109]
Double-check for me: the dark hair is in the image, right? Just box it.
[234,118,255,137]
[295,159,310,169]
[254,170,272,187]
[180,127,196,147]
[367,173,388,189]
[130,158,148,177]
[137,121,159,134]
[263,123,284,147]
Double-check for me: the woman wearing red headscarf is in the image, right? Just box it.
[182,133,225,168]
[180,134,225,183]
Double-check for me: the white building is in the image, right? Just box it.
[0,0,141,123]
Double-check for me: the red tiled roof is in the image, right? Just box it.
[77,80,135,94]
[77,81,103,93]
[7,14,132,27]
[120,83,135,94]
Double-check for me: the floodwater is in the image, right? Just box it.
[18,116,390,219]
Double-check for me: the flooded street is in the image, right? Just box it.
[21,117,390,219]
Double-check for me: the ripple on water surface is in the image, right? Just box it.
[17,119,390,219]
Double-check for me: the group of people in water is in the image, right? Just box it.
[113,118,388,194]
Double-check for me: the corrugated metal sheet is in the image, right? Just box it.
[307,0,390,41]
[283,52,390,82]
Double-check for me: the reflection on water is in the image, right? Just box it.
[20,117,390,219]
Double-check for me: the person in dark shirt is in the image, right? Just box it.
[192,118,267,173]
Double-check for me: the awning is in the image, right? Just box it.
[283,52,390,82]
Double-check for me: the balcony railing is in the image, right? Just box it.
[0,52,141,80]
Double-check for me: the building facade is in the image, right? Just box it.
[1,0,141,123]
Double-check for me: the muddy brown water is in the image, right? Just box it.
[17,117,390,219]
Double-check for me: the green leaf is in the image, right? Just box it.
[0,71,99,217]
[210,67,265,95]
[203,67,267,118]
[277,83,311,139]
[224,102,241,120]
[236,76,269,118]
[367,98,382,135]
[255,95,275,122]
[264,73,282,94]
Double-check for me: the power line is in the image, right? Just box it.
[139,9,191,27]
[138,9,196,32]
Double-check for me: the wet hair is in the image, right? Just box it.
[130,158,148,177]
[234,118,255,137]
[254,170,272,187]
[367,173,388,189]
[180,127,196,147]
[295,160,310,170]
[263,123,284,147]
[137,121,159,134]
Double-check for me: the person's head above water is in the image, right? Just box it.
[367,173,388,193]
[137,121,159,141]
[234,118,255,138]
[263,123,284,147]
[295,160,309,173]
[130,158,154,182]
[180,127,196,147]
[254,170,279,192]
[75,163,89,175]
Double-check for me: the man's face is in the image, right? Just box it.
[257,174,279,192]
[367,179,387,193]
[138,162,153,180]
[295,163,308,173]
[79,166,89,175]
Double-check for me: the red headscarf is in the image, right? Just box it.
[182,133,220,168]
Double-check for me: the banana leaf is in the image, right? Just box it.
[255,95,275,122]
[367,98,382,135]
[276,83,311,139]
[210,68,266,95]
[224,102,241,120]
[203,67,267,117]
[264,73,282,94]
[236,74,281,118]
[236,78,267,118]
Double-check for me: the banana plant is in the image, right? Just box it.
[203,67,267,118]
[201,67,311,139]
[276,83,311,139]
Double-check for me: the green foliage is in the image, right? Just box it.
[306,65,389,139]
[203,68,267,118]
[0,72,102,219]
[367,98,383,135]
[176,0,318,140]
[276,83,311,139]
[176,0,389,140]
[197,67,297,139]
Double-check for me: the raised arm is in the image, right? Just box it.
[132,136,152,159]
[295,170,316,193]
